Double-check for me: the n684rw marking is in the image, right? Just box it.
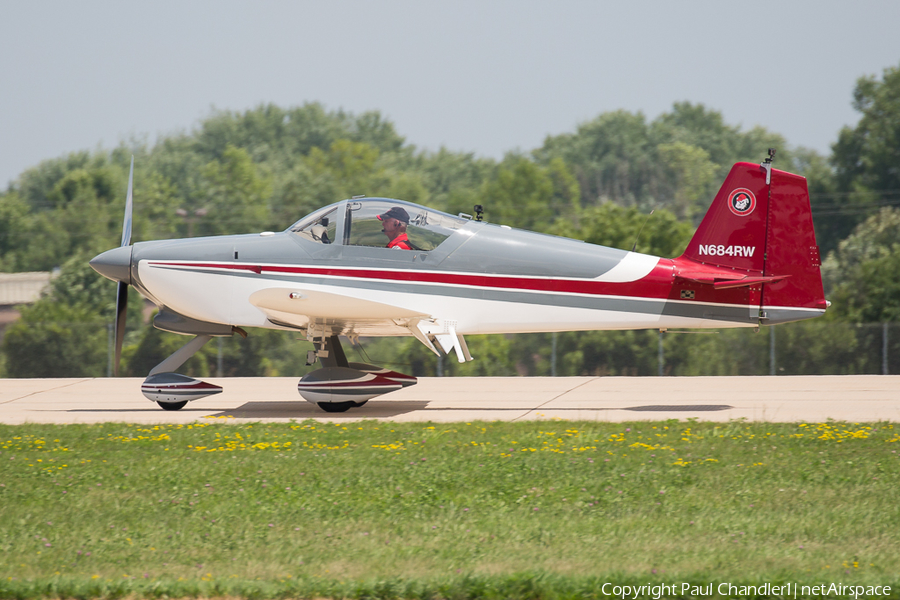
[698,244,756,257]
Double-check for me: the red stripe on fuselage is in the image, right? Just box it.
[145,260,750,306]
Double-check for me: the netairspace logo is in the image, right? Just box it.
[599,582,892,599]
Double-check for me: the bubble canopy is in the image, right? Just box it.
[288,198,468,251]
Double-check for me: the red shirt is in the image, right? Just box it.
[387,233,412,250]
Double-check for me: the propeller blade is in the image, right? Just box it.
[113,157,134,376]
[121,156,133,248]
[114,281,128,376]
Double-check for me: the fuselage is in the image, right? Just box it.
[110,197,810,341]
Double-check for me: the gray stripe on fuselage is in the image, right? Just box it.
[150,264,757,324]
[763,307,827,325]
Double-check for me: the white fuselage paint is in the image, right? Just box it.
[138,259,768,336]
[592,252,660,282]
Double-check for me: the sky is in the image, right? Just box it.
[2,1,899,188]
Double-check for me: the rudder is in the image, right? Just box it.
[762,167,827,321]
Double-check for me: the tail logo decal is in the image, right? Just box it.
[728,188,757,217]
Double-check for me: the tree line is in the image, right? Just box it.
[3,62,900,378]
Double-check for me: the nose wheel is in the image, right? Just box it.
[142,372,222,409]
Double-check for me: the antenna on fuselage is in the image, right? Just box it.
[631,209,655,253]
[474,205,484,222]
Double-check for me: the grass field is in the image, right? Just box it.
[1,418,899,599]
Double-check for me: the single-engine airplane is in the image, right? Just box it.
[90,150,827,412]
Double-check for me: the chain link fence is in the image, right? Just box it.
[2,319,899,378]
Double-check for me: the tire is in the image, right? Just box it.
[158,401,188,411]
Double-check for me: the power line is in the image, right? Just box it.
[812,199,900,217]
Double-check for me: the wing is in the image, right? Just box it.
[249,287,425,334]
[249,287,473,362]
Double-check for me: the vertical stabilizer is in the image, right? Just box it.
[678,161,827,323]
[681,162,769,272]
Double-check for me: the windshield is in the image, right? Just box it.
[289,206,338,244]
[345,200,465,251]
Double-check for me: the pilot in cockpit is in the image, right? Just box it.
[377,207,413,250]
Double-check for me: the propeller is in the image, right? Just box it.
[113,156,134,376]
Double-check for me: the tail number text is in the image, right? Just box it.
[698,244,756,257]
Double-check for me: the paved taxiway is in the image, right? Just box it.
[1,375,899,424]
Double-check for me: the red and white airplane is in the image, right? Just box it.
[90,151,827,412]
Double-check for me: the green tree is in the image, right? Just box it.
[830,63,900,247]
[2,302,107,377]
[833,63,900,195]
[554,329,659,376]
[305,139,381,197]
[206,329,303,377]
[3,153,127,270]
[451,335,518,376]
[556,203,693,257]
[271,139,387,227]
[15,151,106,211]
[127,168,185,242]
[537,103,791,214]
[0,254,145,377]
[0,191,30,269]
[538,110,659,209]
[651,102,792,172]
[271,139,434,228]
[656,142,717,221]
[479,156,554,230]
[473,156,580,232]
[196,145,272,235]
[822,207,900,322]
[413,148,496,214]
[192,103,406,166]
[270,160,338,228]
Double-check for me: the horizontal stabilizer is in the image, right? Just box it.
[712,275,789,290]
[676,270,790,289]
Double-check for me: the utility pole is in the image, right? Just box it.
[769,326,776,376]
[107,322,113,377]
[551,332,557,377]
[658,330,664,376]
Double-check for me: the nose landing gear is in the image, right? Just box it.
[140,335,223,410]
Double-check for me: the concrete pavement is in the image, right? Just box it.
[1,375,899,424]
